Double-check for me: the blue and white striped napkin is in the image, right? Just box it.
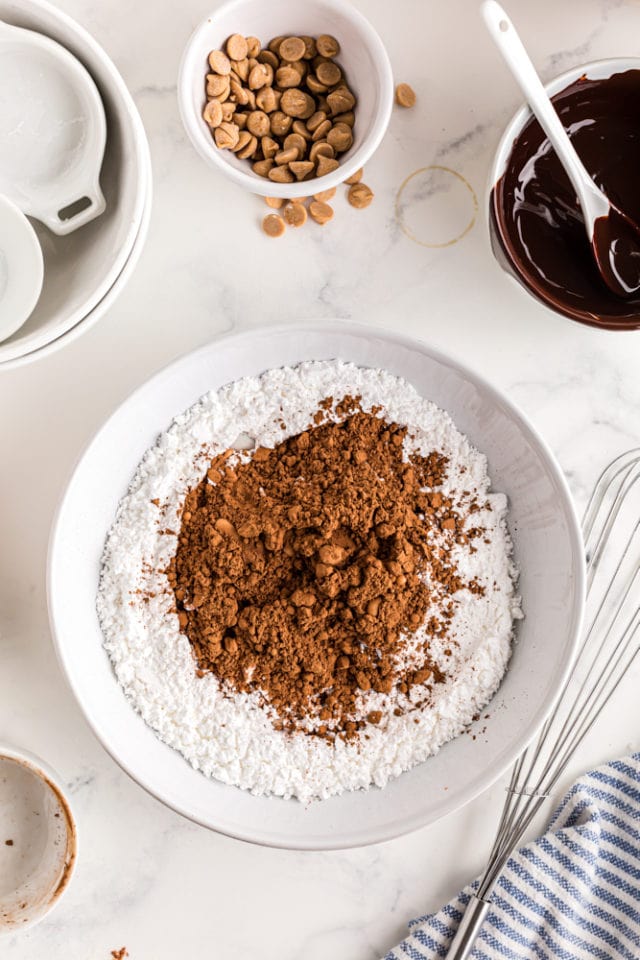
[384,755,640,960]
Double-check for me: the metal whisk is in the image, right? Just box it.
[447,449,640,959]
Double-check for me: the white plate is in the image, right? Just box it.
[0,0,150,363]
[48,323,585,849]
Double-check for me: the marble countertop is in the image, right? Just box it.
[1,0,639,957]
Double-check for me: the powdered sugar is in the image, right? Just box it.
[97,361,521,801]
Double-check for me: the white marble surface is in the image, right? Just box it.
[1,0,640,957]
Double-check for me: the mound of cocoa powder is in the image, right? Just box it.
[167,400,471,739]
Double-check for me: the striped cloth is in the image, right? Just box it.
[384,755,640,960]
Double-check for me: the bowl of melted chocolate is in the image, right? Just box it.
[489,59,640,330]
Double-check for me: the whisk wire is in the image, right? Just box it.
[447,449,640,958]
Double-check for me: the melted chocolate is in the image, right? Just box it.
[491,70,640,329]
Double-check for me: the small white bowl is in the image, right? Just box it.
[0,745,77,935]
[487,57,640,330]
[0,195,44,343]
[178,0,394,198]
[0,0,151,364]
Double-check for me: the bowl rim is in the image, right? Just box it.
[47,320,586,849]
[0,743,77,935]
[177,0,394,198]
[0,0,151,362]
[486,56,640,331]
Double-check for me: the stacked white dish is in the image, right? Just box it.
[0,0,151,370]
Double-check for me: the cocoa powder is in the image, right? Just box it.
[167,401,469,738]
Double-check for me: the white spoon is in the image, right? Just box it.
[0,20,106,236]
[482,0,640,299]
[0,195,43,343]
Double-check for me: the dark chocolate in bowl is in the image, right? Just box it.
[490,69,640,330]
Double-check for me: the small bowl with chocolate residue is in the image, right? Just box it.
[178,0,393,198]
[0,745,77,935]
[488,58,640,330]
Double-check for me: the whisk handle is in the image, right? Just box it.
[445,894,491,959]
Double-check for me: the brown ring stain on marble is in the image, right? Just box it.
[395,165,479,248]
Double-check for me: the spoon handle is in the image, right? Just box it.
[481,0,606,232]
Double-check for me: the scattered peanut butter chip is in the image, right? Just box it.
[313,187,336,202]
[348,182,374,209]
[208,49,232,75]
[316,34,340,58]
[203,99,223,128]
[309,200,334,224]
[279,36,306,62]
[226,34,248,61]
[344,167,363,185]
[395,82,416,108]
[262,213,286,237]
[265,196,284,208]
[283,202,307,227]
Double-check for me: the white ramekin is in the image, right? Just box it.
[0,745,77,935]
[178,0,394,198]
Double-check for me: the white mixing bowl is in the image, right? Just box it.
[0,0,151,364]
[48,322,585,849]
[178,0,394,199]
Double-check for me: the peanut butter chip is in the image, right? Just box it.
[276,65,301,89]
[316,61,342,87]
[275,146,299,165]
[309,200,334,224]
[247,110,270,136]
[246,36,261,58]
[344,167,363,185]
[208,50,231,75]
[253,159,274,177]
[279,36,306,62]
[265,196,284,209]
[214,121,240,149]
[268,165,294,183]
[203,99,223,128]
[281,88,315,119]
[316,34,340,57]
[395,82,416,108]
[262,213,285,237]
[290,160,314,180]
[206,73,230,98]
[316,155,339,177]
[348,182,374,209]
[283,202,307,227]
[226,34,248,61]
[327,122,353,153]
[313,187,336,202]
